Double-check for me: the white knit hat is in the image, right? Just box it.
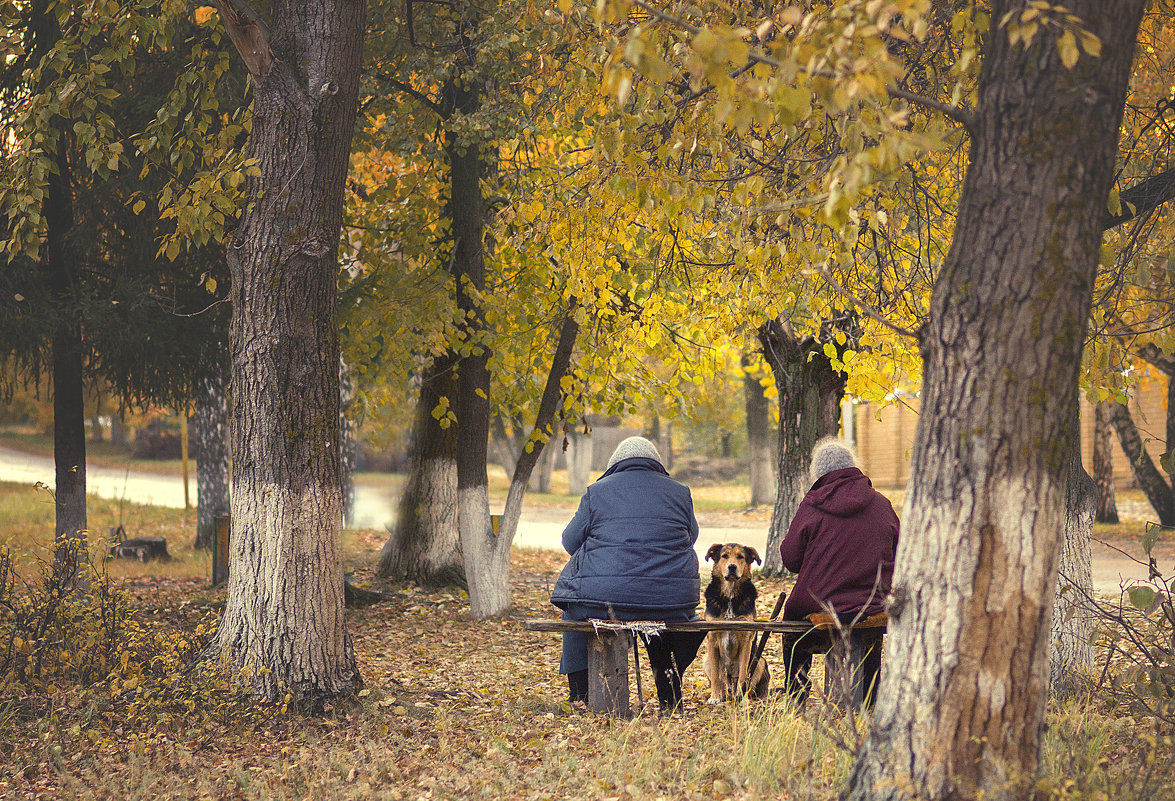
[606,436,663,469]
[809,437,858,482]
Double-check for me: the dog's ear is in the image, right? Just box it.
[705,543,723,562]
[746,546,761,566]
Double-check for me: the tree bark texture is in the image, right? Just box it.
[1106,398,1175,525]
[845,5,1144,799]
[757,318,845,576]
[1050,398,1096,699]
[192,371,230,551]
[47,133,87,569]
[1092,400,1118,524]
[743,354,775,507]
[209,0,366,708]
[376,353,463,586]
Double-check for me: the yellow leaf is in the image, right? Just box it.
[1057,30,1079,69]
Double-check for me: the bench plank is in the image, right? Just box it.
[526,617,887,715]
[522,619,881,634]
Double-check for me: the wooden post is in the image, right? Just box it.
[588,629,631,717]
[180,412,190,510]
[212,514,230,586]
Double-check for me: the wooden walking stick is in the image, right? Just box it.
[749,590,786,672]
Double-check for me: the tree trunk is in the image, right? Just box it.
[845,5,1143,799]
[446,69,501,618]
[1106,398,1175,525]
[339,356,356,527]
[1092,400,1119,523]
[1051,397,1096,699]
[191,371,230,551]
[376,353,463,586]
[109,413,128,445]
[47,130,87,572]
[470,312,579,617]
[743,354,775,507]
[531,439,556,493]
[208,0,366,709]
[757,318,844,576]
[566,427,592,495]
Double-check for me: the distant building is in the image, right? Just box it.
[850,370,1169,490]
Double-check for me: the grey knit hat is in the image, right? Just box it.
[809,437,858,483]
[606,436,663,469]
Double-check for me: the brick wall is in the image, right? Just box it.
[851,371,1169,490]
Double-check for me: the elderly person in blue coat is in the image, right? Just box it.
[550,436,705,710]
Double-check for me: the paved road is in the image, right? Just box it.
[2,444,1168,594]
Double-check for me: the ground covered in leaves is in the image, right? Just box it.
[1,483,1172,800]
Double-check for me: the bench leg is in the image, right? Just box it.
[588,630,631,717]
[826,629,883,711]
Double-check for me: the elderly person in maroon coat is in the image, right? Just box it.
[779,438,899,705]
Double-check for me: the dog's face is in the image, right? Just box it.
[705,543,761,583]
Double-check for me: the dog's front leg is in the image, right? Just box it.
[735,632,753,699]
[705,636,727,704]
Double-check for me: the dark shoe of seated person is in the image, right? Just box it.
[567,669,589,703]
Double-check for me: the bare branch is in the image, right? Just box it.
[380,75,444,116]
[1103,167,1175,230]
[814,263,919,341]
[210,0,273,83]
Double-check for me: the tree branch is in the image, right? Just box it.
[501,305,581,521]
[1103,167,1175,230]
[1135,342,1175,375]
[814,263,919,341]
[210,0,273,83]
[381,75,444,116]
[626,0,975,132]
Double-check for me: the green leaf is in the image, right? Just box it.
[1159,448,1174,478]
[1127,585,1156,611]
[1142,525,1160,557]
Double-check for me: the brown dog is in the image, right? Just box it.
[703,543,769,703]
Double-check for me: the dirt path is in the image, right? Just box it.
[3,444,1169,595]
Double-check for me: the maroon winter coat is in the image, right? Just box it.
[780,467,899,621]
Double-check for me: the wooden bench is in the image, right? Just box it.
[522,616,886,717]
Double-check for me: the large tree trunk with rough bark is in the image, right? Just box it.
[1107,398,1175,525]
[743,354,775,507]
[1092,400,1119,523]
[376,354,463,586]
[1051,398,1096,699]
[208,0,366,709]
[192,371,230,551]
[844,4,1143,799]
[757,318,844,576]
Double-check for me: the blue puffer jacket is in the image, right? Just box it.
[550,457,700,613]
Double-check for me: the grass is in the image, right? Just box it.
[0,486,1170,800]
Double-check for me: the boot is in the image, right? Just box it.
[652,666,683,711]
[567,669,589,704]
